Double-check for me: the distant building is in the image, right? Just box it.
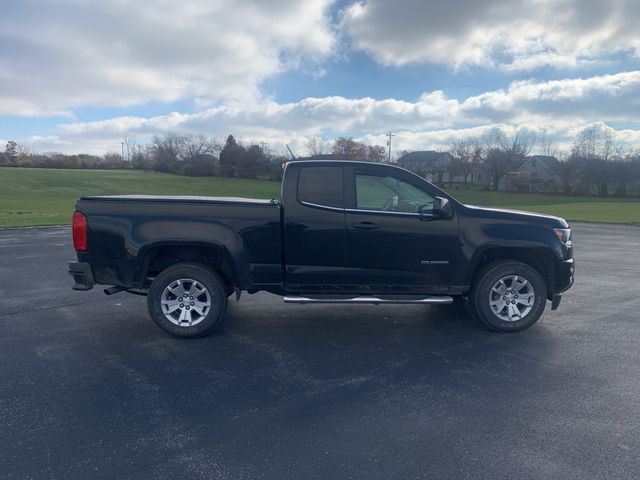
[475,155,562,191]
[396,151,472,183]
[503,155,561,192]
[198,153,219,163]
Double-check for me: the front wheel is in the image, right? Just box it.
[147,263,228,338]
[469,261,547,332]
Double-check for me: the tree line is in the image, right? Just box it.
[441,125,640,196]
[2,125,640,196]
[0,134,388,181]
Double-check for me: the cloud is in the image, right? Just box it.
[56,70,640,133]
[0,0,335,116]
[359,126,501,154]
[340,0,640,70]
[8,0,640,156]
[18,70,640,154]
[460,71,640,123]
[358,121,640,156]
[55,93,458,142]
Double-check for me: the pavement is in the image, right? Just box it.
[1,223,639,479]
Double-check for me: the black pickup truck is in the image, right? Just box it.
[69,160,574,337]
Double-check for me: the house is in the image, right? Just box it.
[396,151,467,183]
[503,155,561,192]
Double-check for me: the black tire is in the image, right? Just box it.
[147,263,228,338]
[469,260,547,333]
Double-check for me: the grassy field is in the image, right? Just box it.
[1,167,639,227]
[0,168,280,227]
[445,185,640,224]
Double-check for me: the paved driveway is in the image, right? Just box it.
[1,223,639,479]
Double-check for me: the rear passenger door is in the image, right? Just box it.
[283,165,347,287]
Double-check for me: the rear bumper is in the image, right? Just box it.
[69,262,95,291]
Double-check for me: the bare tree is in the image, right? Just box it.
[122,135,136,162]
[332,137,368,160]
[16,144,30,164]
[494,126,536,157]
[450,138,482,185]
[632,156,640,197]
[538,130,559,158]
[570,124,621,195]
[481,127,535,190]
[482,148,512,190]
[557,156,578,195]
[183,134,217,162]
[151,133,183,172]
[428,154,449,185]
[610,157,635,196]
[242,144,268,178]
[572,124,618,160]
[365,145,386,163]
[305,136,329,157]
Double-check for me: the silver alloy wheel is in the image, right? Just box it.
[489,275,535,322]
[160,278,211,327]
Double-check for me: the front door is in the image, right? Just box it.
[344,166,459,292]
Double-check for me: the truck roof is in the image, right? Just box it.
[287,160,403,169]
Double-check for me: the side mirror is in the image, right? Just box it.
[432,196,452,218]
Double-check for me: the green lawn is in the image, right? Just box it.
[445,186,640,224]
[0,168,280,227]
[1,167,639,227]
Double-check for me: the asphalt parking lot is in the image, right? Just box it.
[1,223,639,479]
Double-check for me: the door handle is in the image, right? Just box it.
[352,222,379,230]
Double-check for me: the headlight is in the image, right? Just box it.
[554,228,572,247]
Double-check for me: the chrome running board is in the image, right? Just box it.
[283,295,453,305]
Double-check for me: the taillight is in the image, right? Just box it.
[72,211,88,251]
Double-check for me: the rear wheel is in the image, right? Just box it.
[470,261,547,332]
[147,263,228,338]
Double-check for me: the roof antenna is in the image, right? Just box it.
[286,144,297,160]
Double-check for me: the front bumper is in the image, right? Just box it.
[557,258,575,293]
[550,258,575,310]
[69,262,95,291]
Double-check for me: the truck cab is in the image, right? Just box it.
[281,161,462,293]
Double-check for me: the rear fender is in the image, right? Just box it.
[132,220,249,288]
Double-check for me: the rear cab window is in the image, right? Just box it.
[297,166,344,209]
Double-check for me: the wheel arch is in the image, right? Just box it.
[137,241,243,294]
[467,246,556,300]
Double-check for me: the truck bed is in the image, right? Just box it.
[75,195,283,289]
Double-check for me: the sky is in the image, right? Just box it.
[2,0,640,156]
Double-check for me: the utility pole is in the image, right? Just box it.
[121,142,125,162]
[386,132,395,163]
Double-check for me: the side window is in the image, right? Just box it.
[355,174,434,213]
[297,167,344,208]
